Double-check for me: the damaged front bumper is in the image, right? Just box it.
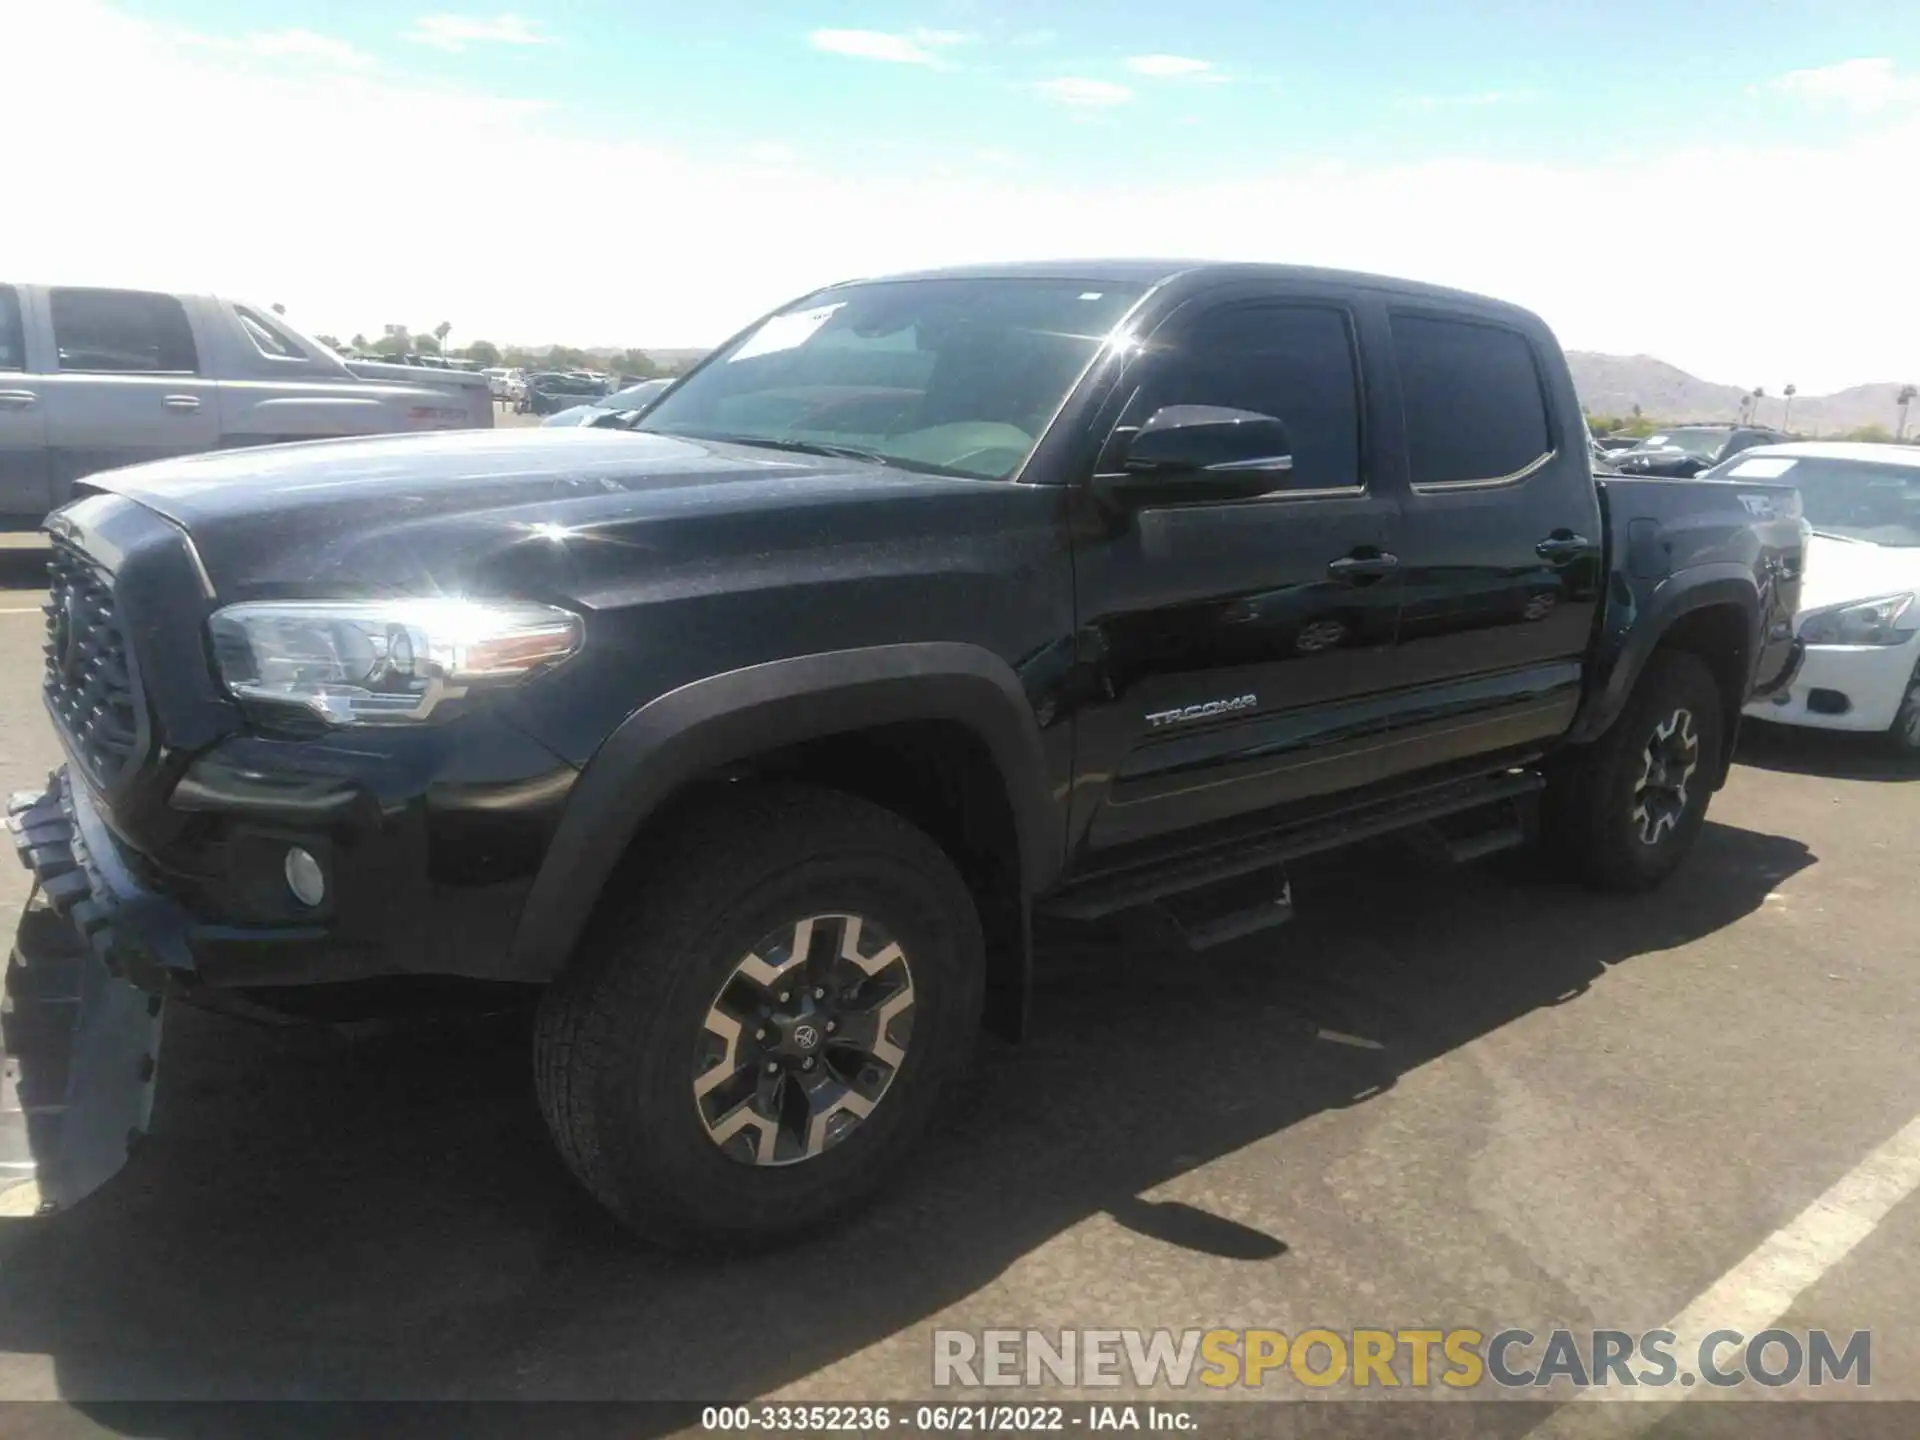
[2,774,166,1216]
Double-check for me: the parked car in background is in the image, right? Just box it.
[1593,434,1641,454]
[517,371,610,416]
[0,282,493,525]
[7,261,1805,1249]
[540,377,672,427]
[1718,442,1920,752]
[1611,425,1792,478]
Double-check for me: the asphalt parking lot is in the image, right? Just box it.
[1,534,1917,1436]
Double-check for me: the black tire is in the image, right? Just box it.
[533,784,984,1251]
[1883,660,1920,757]
[1544,650,1724,893]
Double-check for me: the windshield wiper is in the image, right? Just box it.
[648,430,980,478]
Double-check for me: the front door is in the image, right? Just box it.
[1069,292,1404,855]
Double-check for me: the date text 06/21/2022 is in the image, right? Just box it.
[701,1403,1197,1431]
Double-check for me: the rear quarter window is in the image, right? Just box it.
[1392,313,1552,487]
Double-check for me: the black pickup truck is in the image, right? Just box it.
[5,262,1805,1248]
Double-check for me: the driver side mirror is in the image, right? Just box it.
[1098,405,1296,506]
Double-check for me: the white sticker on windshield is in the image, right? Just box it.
[1728,457,1797,478]
[729,303,845,362]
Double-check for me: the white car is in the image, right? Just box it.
[1716,443,1920,752]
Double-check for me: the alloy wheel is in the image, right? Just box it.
[1631,707,1700,846]
[692,913,915,1166]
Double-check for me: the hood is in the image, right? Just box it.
[1798,532,1920,615]
[75,427,1005,601]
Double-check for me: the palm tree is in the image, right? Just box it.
[434,321,454,352]
[1782,383,1797,431]
[1747,386,1765,424]
[1899,384,1918,442]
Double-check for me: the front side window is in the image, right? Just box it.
[0,285,23,371]
[50,288,199,374]
[1125,302,1365,491]
[638,277,1147,479]
[1393,314,1552,487]
[1639,427,1732,459]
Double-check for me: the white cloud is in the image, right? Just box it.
[198,28,376,70]
[403,13,549,52]
[807,29,967,65]
[1770,58,1920,114]
[1125,54,1214,78]
[1036,77,1134,107]
[13,2,1919,392]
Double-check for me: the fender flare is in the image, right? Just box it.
[1567,565,1761,747]
[508,642,1059,979]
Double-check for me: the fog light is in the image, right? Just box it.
[284,846,326,907]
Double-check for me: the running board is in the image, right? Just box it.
[1042,769,1545,923]
[1159,868,1295,951]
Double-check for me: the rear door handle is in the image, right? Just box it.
[1327,553,1399,582]
[163,394,201,411]
[1535,534,1591,561]
[0,389,38,408]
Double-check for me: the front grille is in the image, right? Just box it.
[43,542,140,787]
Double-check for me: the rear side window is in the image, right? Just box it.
[50,288,199,374]
[1134,302,1364,491]
[0,285,23,371]
[236,305,306,361]
[1392,314,1551,487]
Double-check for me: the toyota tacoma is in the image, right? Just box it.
[5,262,1805,1248]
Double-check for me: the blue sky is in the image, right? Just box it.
[13,1,1920,388]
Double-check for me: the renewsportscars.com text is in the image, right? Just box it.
[932,1327,1871,1391]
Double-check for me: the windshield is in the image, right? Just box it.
[1638,428,1729,459]
[635,277,1147,479]
[606,379,670,409]
[1710,454,1920,546]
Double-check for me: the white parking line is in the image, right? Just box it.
[0,606,44,615]
[1529,1111,1920,1435]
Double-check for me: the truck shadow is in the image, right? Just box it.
[0,821,1812,1430]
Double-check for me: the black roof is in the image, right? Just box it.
[828,259,1536,316]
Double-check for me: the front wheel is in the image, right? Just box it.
[1884,660,1920,756]
[533,786,984,1251]
[1545,650,1724,892]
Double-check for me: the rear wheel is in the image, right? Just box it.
[533,785,984,1250]
[1546,650,1724,892]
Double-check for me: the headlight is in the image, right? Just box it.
[208,599,582,725]
[1797,592,1918,647]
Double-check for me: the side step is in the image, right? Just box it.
[1042,769,1545,923]
[1159,866,1295,951]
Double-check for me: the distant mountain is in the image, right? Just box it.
[1568,353,1916,436]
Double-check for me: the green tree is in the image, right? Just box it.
[464,339,501,366]
[434,320,453,351]
[373,325,411,356]
[414,333,442,355]
[610,349,660,379]
[350,333,369,351]
[1843,423,1894,443]
[314,334,344,352]
[543,345,590,370]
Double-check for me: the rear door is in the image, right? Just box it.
[34,287,220,498]
[0,284,51,520]
[1375,307,1604,774]
[1069,287,1405,854]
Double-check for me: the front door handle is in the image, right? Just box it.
[1327,552,1399,583]
[1535,534,1591,561]
[162,394,201,411]
[0,389,38,408]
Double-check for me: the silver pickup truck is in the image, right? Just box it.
[0,283,493,524]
